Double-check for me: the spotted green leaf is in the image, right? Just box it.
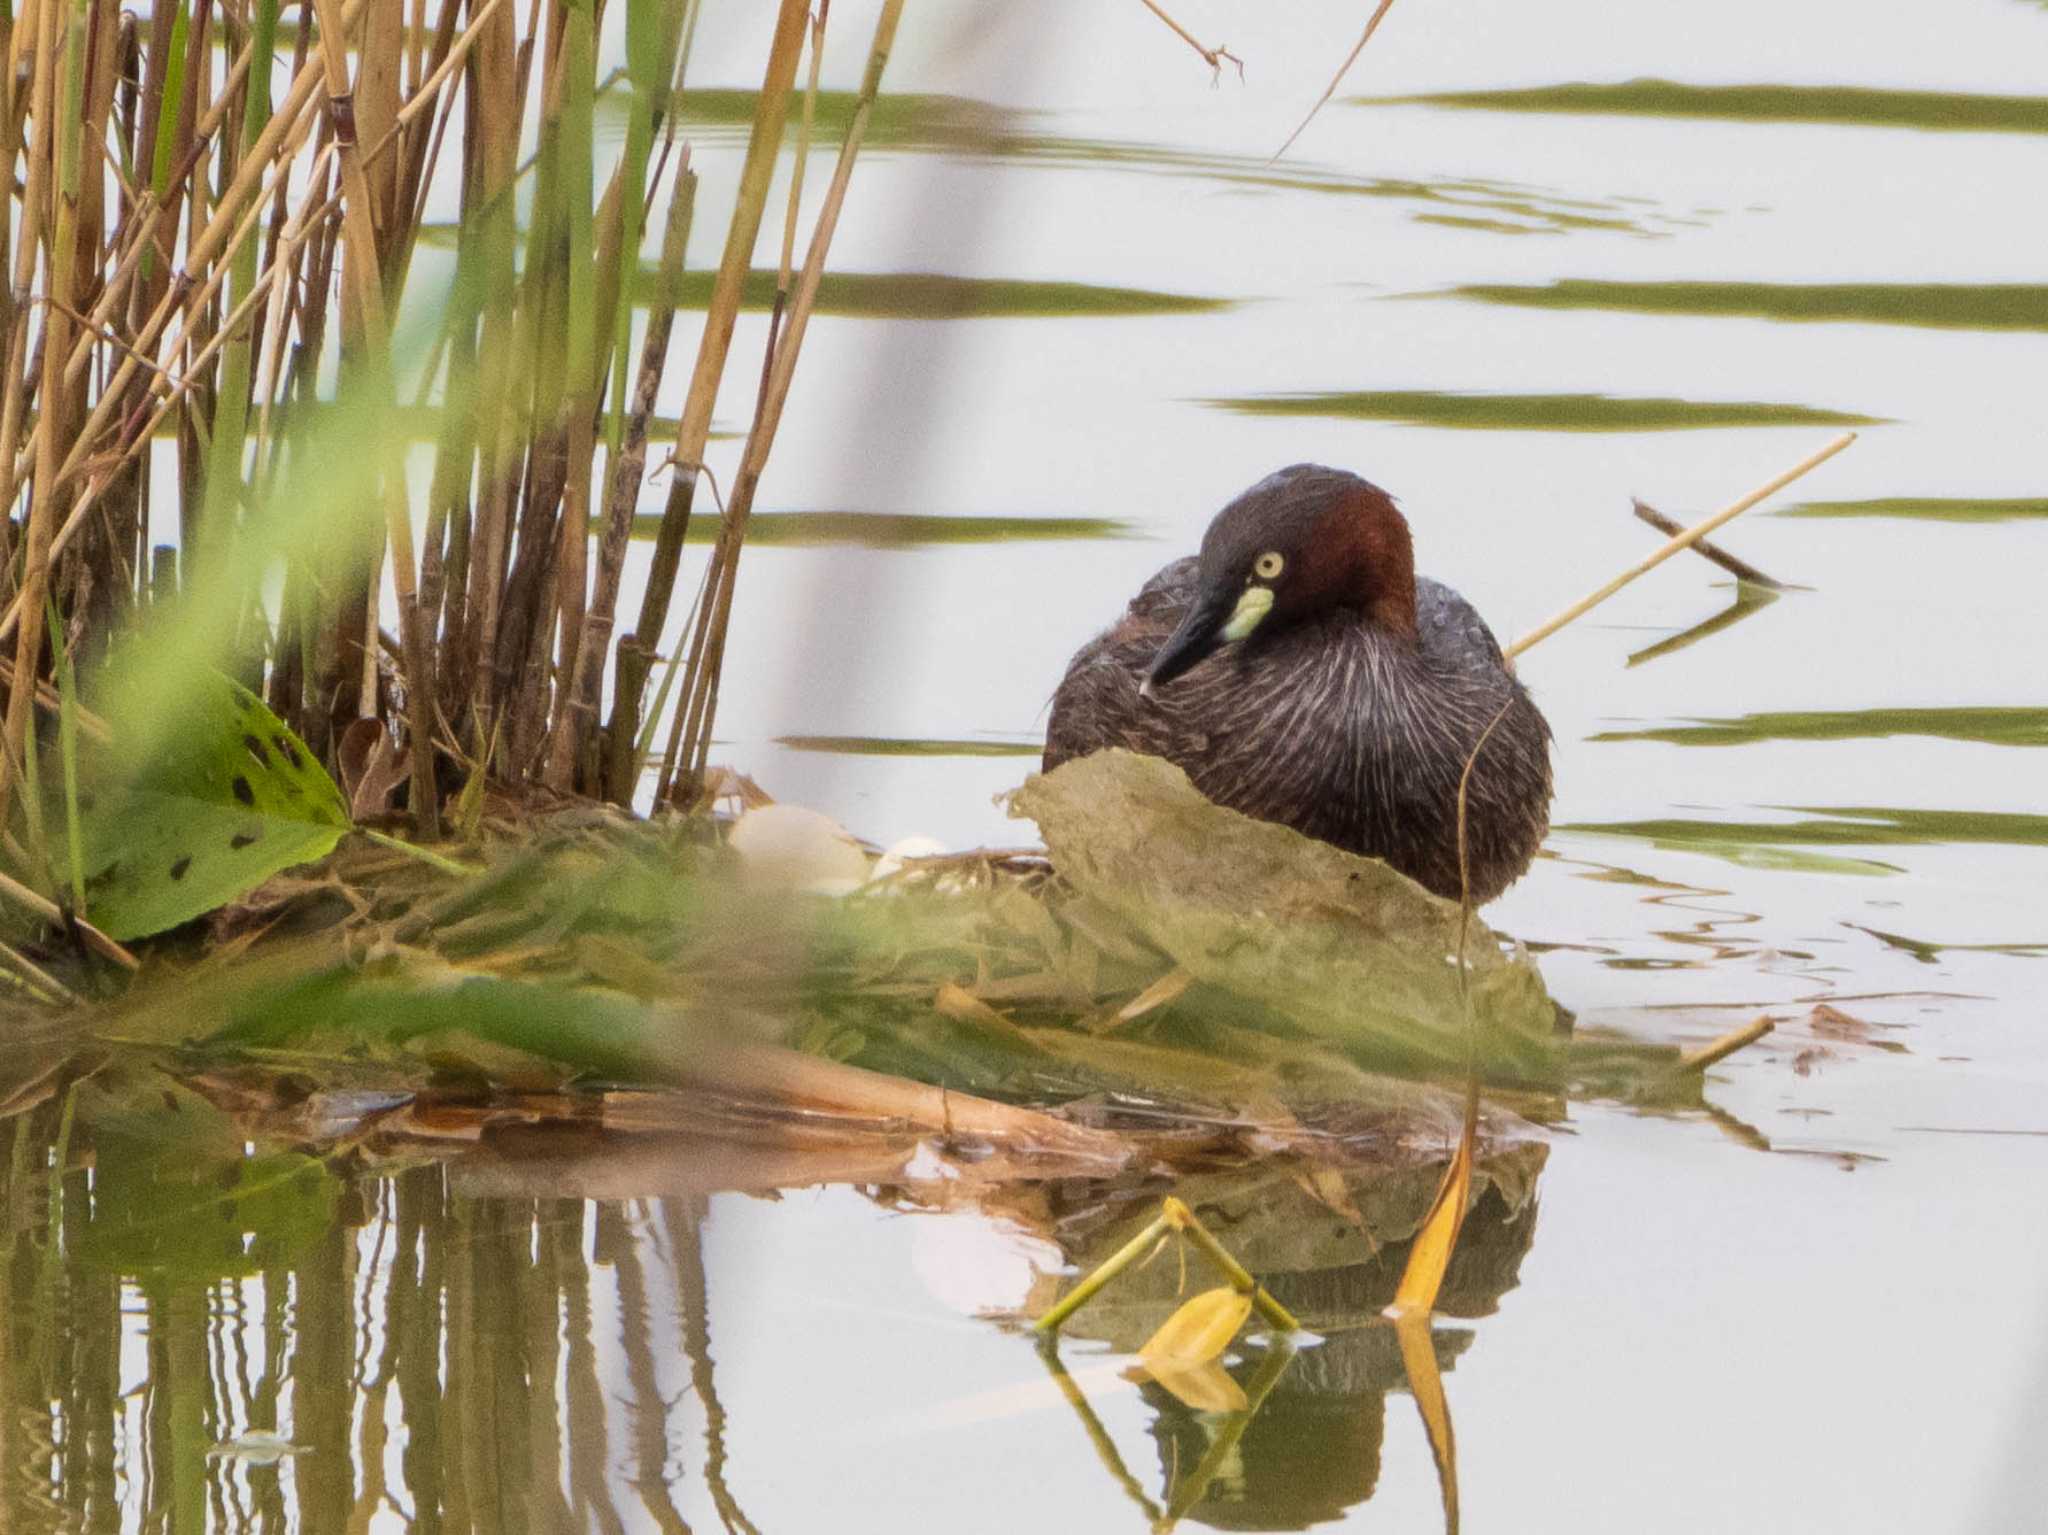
[82,673,350,939]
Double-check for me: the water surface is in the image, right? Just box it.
[18,0,2048,1529]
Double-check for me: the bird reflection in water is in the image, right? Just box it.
[1027,1143,1547,1531]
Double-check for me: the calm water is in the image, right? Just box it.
[9,0,2048,1528]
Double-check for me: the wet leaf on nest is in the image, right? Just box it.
[1010,752,1557,1075]
[1139,1285,1253,1368]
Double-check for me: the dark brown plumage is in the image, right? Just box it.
[1044,464,1552,904]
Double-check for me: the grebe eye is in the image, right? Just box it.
[1253,550,1285,580]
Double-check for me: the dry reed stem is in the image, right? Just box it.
[582,158,697,801]
[1272,0,1397,162]
[0,0,369,634]
[0,0,70,823]
[540,0,633,793]
[635,0,809,793]
[1137,0,1242,79]
[672,0,906,794]
[1631,499,1784,589]
[66,34,256,390]
[311,0,440,833]
[0,864,137,970]
[779,0,828,292]
[1680,1015,1775,1072]
[457,0,526,740]
[1507,433,1855,659]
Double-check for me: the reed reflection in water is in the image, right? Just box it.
[1,1115,752,1534]
[2,1071,1551,1534]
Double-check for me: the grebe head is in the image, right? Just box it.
[1141,464,1418,698]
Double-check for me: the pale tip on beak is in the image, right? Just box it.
[1138,677,1159,703]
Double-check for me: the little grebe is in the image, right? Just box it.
[1044,464,1552,904]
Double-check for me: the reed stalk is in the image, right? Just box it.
[311,0,440,833]
[593,157,694,803]
[0,0,925,948]
[1506,432,1856,659]
[540,0,599,792]
[0,0,73,829]
[625,0,808,793]
[667,0,906,801]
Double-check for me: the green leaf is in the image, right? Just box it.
[1009,751,1559,1075]
[83,673,350,939]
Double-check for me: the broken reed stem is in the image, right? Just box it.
[1138,0,1242,78]
[1680,1015,1775,1072]
[1506,432,1856,660]
[1632,499,1784,589]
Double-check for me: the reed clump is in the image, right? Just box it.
[0,0,903,958]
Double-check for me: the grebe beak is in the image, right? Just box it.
[1142,584,1271,699]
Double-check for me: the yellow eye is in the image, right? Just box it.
[1253,550,1285,580]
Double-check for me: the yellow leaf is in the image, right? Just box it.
[1388,1080,1478,1317]
[1139,1358,1248,1414]
[1097,965,1192,1032]
[1392,1310,1460,1534]
[1139,1286,1252,1368]
[934,982,1012,1028]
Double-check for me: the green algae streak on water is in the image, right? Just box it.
[1428,279,2048,330]
[1200,389,1883,431]
[1358,80,2048,136]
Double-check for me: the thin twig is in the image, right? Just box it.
[1272,0,1397,162]
[1681,1015,1776,1072]
[1136,0,1242,80]
[1506,433,1855,660]
[0,867,138,971]
[1632,499,1784,589]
